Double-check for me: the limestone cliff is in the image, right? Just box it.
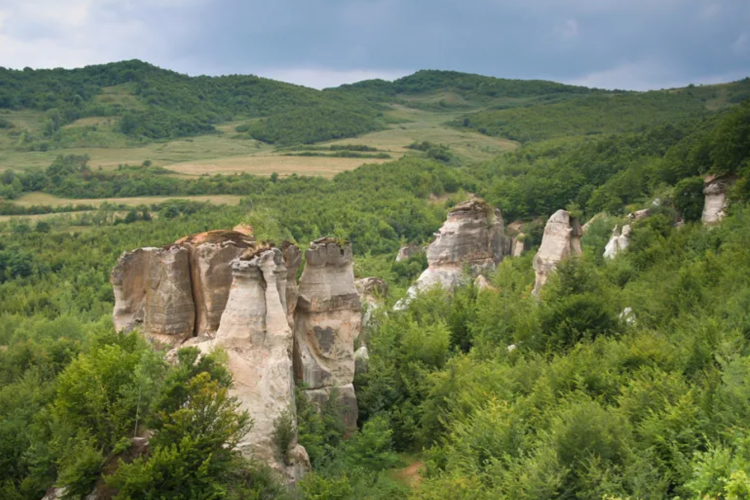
[532,209,582,295]
[414,200,509,292]
[293,238,361,431]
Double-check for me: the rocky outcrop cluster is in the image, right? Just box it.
[112,233,362,480]
[412,200,509,293]
[111,230,256,344]
[293,239,361,432]
[703,175,733,225]
[532,209,582,295]
[603,224,631,259]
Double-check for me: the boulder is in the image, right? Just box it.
[532,210,582,295]
[414,200,509,292]
[603,224,631,259]
[293,238,361,432]
[703,175,733,225]
[396,243,421,262]
[211,248,309,480]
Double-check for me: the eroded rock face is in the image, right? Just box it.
[703,176,733,225]
[112,230,261,342]
[396,244,421,262]
[281,242,302,326]
[603,224,631,260]
[208,248,309,479]
[356,277,388,328]
[187,242,245,336]
[293,238,361,431]
[532,209,582,295]
[511,234,525,257]
[414,200,509,292]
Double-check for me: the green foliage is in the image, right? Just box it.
[674,176,707,222]
[272,408,295,465]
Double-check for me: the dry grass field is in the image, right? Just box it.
[13,192,245,207]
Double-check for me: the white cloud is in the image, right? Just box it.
[256,68,412,89]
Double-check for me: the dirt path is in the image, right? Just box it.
[394,461,425,488]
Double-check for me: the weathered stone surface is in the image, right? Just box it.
[703,175,733,225]
[396,244,421,262]
[628,208,651,222]
[356,277,388,328]
[112,247,157,334]
[281,242,302,326]
[414,200,508,292]
[294,239,361,390]
[211,248,309,480]
[293,238,361,432]
[532,209,582,295]
[187,242,245,336]
[511,234,525,257]
[603,224,631,259]
[142,246,195,344]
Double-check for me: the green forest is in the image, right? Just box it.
[1,61,750,499]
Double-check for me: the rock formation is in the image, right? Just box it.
[111,246,196,344]
[207,247,309,479]
[293,238,361,432]
[703,175,733,225]
[112,230,257,344]
[111,230,327,481]
[396,243,421,262]
[413,200,509,292]
[532,209,582,295]
[356,277,388,328]
[511,234,525,257]
[603,224,631,259]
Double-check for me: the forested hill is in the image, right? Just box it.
[2,60,749,149]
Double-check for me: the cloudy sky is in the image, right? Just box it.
[0,0,748,90]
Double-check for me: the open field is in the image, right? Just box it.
[13,192,245,207]
[326,106,518,162]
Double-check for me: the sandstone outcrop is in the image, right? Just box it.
[703,175,733,225]
[208,247,309,479]
[112,230,258,343]
[413,200,509,292]
[532,209,582,295]
[396,243,421,262]
[511,234,525,257]
[356,277,388,328]
[293,238,361,431]
[111,246,196,344]
[603,224,631,259]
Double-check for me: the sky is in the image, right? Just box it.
[0,0,748,90]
